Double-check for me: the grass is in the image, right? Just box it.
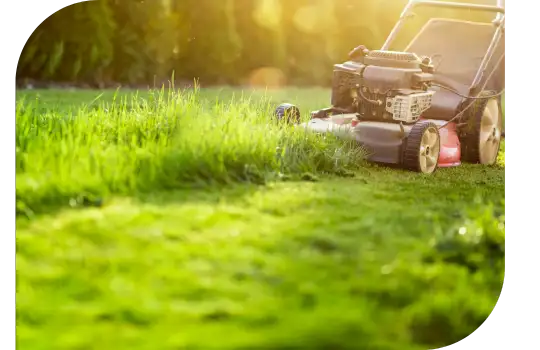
[16,87,362,216]
[16,87,504,350]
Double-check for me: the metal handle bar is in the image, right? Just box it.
[382,0,505,50]
[409,0,504,14]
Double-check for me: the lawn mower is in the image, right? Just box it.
[275,0,505,174]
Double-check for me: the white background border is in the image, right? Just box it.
[453,0,540,348]
[473,0,540,348]
[4,2,92,350]
[3,0,539,349]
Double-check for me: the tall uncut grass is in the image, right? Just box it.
[16,87,364,215]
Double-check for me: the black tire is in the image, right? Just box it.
[460,91,502,164]
[403,121,440,174]
[275,103,301,124]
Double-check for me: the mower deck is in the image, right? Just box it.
[300,116,461,168]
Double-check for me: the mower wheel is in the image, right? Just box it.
[461,91,502,165]
[403,121,440,174]
[275,103,301,124]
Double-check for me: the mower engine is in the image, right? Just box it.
[329,49,435,124]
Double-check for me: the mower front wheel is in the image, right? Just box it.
[403,121,441,174]
[275,103,301,124]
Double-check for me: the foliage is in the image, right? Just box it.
[17,0,497,86]
[17,0,116,83]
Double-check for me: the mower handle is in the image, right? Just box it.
[382,0,505,51]
[408,0,504,14]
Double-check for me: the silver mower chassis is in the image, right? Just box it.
[299,115,447,165]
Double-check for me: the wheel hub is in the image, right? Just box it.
[419,126,440,174]
[479,99,502,164]
[490,127,500,142]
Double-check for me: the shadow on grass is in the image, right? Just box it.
[16,160,504,350]
[125,164,504,349]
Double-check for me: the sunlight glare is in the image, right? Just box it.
[293,6,320,34]
[248,67,286,88]
[253,0,282,30]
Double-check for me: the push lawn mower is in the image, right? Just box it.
[275,0,505,174]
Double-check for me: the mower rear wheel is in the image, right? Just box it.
[275,103,301,124]
[403,121,441,174]
[461,92,502,165]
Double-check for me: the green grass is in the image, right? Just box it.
[16,87,504,350]
[16,87,363,216]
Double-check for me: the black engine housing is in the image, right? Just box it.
[330,49,434,122]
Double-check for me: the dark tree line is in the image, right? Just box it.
[16,0,494,87]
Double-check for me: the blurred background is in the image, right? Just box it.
[16,0,496,89]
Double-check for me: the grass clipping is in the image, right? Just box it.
[16,87,365,215]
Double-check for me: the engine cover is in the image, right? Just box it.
[364,50,422,69]
[331,50,435,124]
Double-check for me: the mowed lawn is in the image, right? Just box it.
[16,88,504,350]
